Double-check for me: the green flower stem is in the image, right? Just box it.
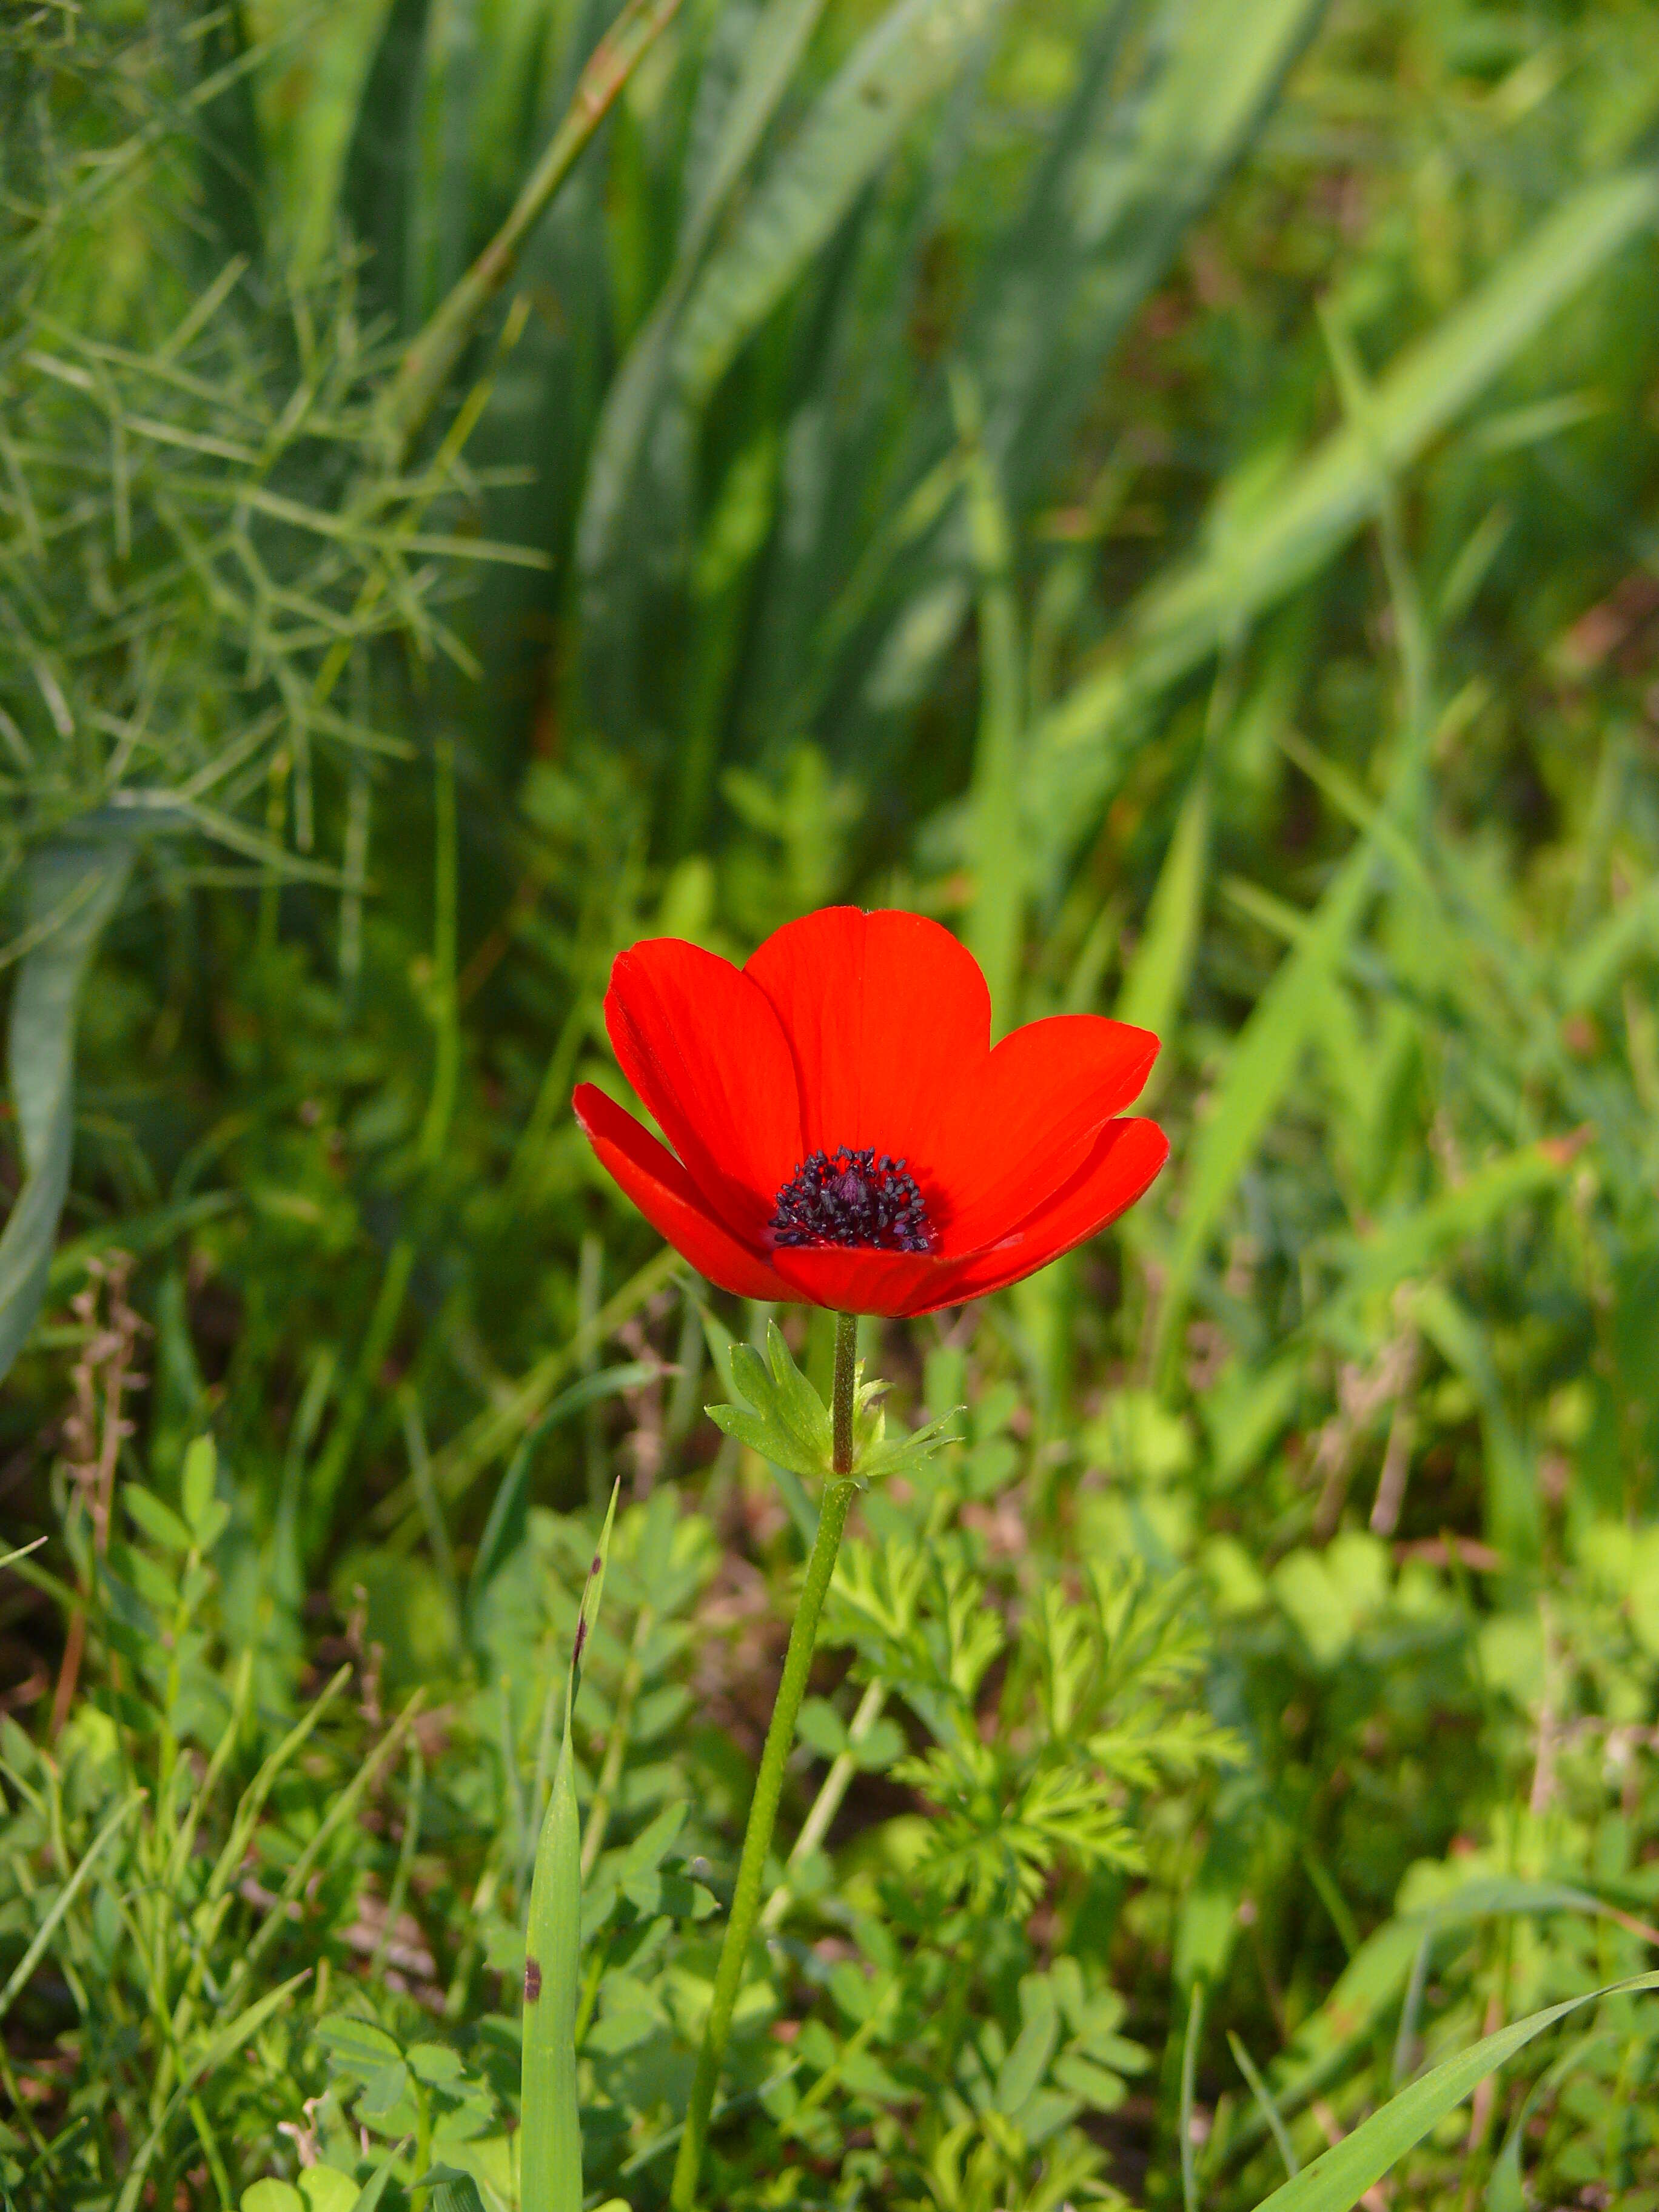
[830,1310,857,1474]
[670,1313,860,2210]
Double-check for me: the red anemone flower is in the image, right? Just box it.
[572,907,1168,1318]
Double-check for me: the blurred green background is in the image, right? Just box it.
[5,0,1659,2205]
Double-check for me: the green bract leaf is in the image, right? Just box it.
[854,1401,962,1484]
[707,1321,960,1483]
[708,1324,834,1478]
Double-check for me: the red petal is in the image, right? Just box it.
[606,939,803,1247]
[574,1085,793,1302]
[768,1243,960,1319]
[745,908,990,1164]
[926,1015,1159,1250]
[910,1118,1170,1313]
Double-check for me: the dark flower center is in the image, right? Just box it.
[771,1147,933,1253]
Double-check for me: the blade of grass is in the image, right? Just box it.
[113,1973,310,2212]
[1220,1881,1659,2178]
[1115,768,1210,1079]
[1248,1970,1659,2212]
[824,0,1325,719]
[1027,167,1659,853]
[1153,827,1380,1383]
[0,1791,142,2026]
[669,0,1004,409]
[374,1244,679,1534]
[957,372,1027,1034]
[1180,1978,1205,2212]
[577,0,830,591]
[971,0,1326,496]
[1230,2030,1301,2180]
[0,838,132,1384]
[521,1483,620,2212]
[380,0,685,462]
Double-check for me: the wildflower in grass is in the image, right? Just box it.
[574,904,1167,1315]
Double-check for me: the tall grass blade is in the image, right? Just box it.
[970,0,1326,494]
[520,1482,619,2212]
[0,1791,142,2025]
[381,0,686,460]
[959,381,1026,1032]
[837,0,1324,714]
[575,0,828,595]
[348,2140,407,2212]
[1179,1977,1205,2212]
[0,839,132,1383]
[669,0,1004,409]
[1115,769,1210,1060]
[258,0,398,274]
[1153,835,1377,1381]
[1028,167,1659,851]
[1247,1971,1659,2212]
[1229,2030,1301,2180]
[1225,1885,1659,2175]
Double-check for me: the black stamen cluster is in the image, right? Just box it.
[771,1147,933,1253]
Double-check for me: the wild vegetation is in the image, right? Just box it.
[4,1,1659,2207]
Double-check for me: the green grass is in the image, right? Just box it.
[5,0,1659,2205]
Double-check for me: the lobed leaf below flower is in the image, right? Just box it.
[706,1321,960,1484]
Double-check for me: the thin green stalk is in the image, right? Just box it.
[758,1677,886,1934]
[671,1315,860,2210]
[782,1974,899,2133]
[581,1603,654,1879]
[186,2091,233,2212]
[307,740,458,1549]
[370,1741,426,1983]
[956,376,1026,1037]
[0,2034,48,2159]
[521,1487,618,2212]
[1228,2029,1299,2180]
[830,1311,857,1476]
[372,1243,680,1535]
[0,1792,141,2025]
[417,737,460,1171]
[1180,1979,1205,2212]
[380,0,685,464]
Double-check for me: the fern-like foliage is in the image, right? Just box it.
[0,6,529,904]
[827,1533,1242,1914]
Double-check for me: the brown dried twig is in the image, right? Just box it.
[48,1254,147,1740]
